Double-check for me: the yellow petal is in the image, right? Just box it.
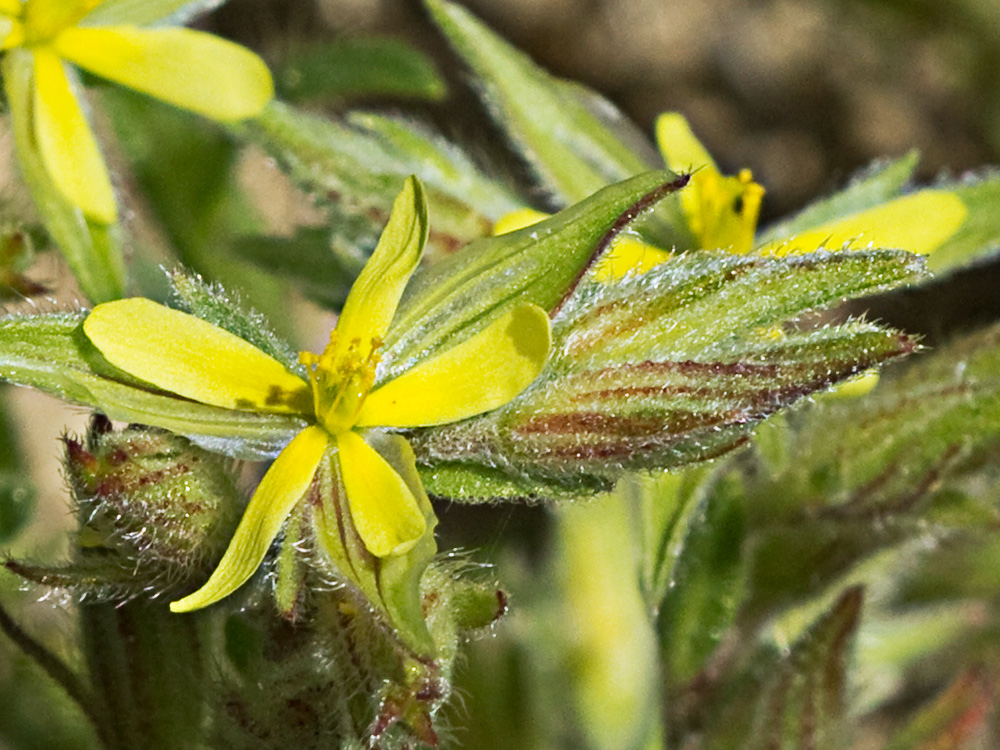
[84,298,311,413]
[762,190,968,256]
[337,430,426,557]
[32,47,117,223]
[54,25,273,121]
[170,425,329,612]
[23,0,102,40]
[492,207,549,235]
[335,176,428,350]
[357,302,550,428]
[591,236,672,282]
[655,112,718,175]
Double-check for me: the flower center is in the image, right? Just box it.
[299,332,381,436]
[0,0,102,47]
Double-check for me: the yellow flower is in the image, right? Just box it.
[497,113,969,283]
[0,0,273,223]
[81,178,552,612]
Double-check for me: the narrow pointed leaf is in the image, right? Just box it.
[424,0,650,204]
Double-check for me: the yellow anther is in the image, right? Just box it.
[300,335,382,436]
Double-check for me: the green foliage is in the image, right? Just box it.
[3,1,1000,748]
[276,37,447,103]
[415,248,920,499]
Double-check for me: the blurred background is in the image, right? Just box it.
[218,0,1000,220]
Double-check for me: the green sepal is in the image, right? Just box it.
[382,169,687,381]
[3,51,125,303]
[243,101,514,259]
[411,250,921,499]
[276,37,447,103]
[312,434,438,656]
[81,0,224,26]
[0,313,305,460]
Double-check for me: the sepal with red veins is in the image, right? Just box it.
[9,415,243,601]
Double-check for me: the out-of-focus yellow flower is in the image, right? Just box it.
[0,0,274,223]
[496,112,968,285]
[83,178,552,611]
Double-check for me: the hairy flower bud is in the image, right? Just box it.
[10,415,243,600]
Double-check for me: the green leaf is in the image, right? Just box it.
[243,101,514,258]
[2,52,126,303]
[101,87,292,330]
[0,389,35,544]
[702,588,862,750]
[277,37,447,103]
[0,313,304,460]
[657,472,745,687]
[424,0,651,205]
[411,250,919,497]
[82,0,224,26]
[383,169,687,380]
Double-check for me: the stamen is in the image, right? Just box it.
[299,334,382,435]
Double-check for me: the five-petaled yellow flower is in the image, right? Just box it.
[82,178,552,612]
[0,0,273,223]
